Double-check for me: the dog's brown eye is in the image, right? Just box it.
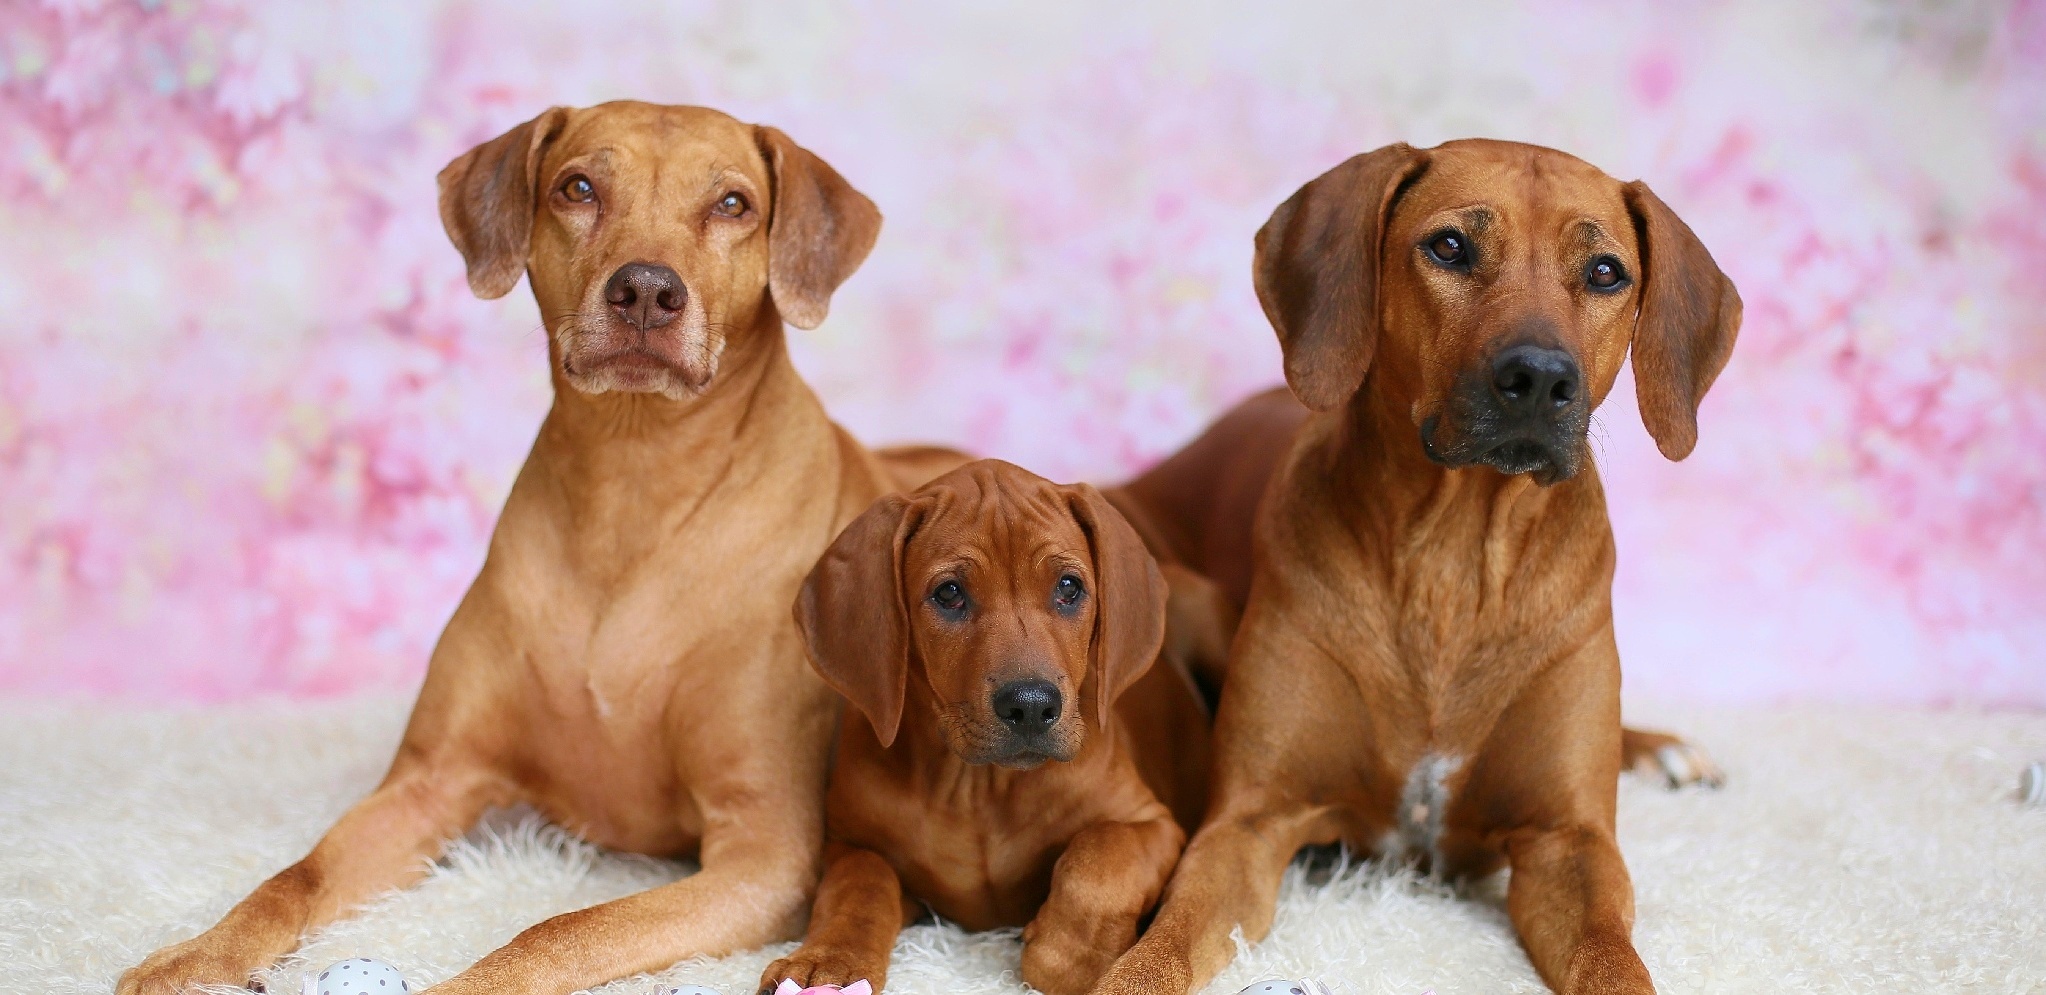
[1585,256,1628,292]
[560,176,596,203]
[931,581,967,613]
[1426,231,1468,267]
[713,192,748,218]
[1054,575,1083,607]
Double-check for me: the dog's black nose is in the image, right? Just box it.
[1490,344,1580,420]
[992,679,1062,737]
[605,263,686,330]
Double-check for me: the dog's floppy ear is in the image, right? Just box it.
[796,494,922,748]
[1254,144,1430,411]
[437,107,571,300]
[1064,483,1169,730]
[1623,180,1743,460]
[755,126,883,330]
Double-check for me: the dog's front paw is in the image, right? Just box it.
[1021,912,1139,995]
[1082,938,1193,995]
[118,935,269,995]
[756,944,885,995]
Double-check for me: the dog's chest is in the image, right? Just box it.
[1371,752,1464,867]
[1319,502,1594,861]
[832,766,1098,931]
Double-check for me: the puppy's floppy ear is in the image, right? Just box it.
[796,494,922,748]
[437,107,571,300]
[1254,144,1430,411]
[1623,180,1743,460]
[755,126,883,330]
[1064,483,1169,730]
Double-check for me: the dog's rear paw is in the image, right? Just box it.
[1621,727,1725,789]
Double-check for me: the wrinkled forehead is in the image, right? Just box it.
[904,475,1090,572]
[1396,143,1633,247]
[543,103,769,187]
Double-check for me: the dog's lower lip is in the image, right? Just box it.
[1482,439,1557,474]
[996,752,1050,770]
[594,351,668,370]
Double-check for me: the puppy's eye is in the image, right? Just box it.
[713,192,749,218]
[1425,231,1469,267]
[560,175,596,204]
[1585,255,1628,292]
[1054,575,1084,607]
[931,581,967,613]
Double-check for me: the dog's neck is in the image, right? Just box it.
[526,304,838,538]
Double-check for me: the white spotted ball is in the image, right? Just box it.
[1238,981,1333,995]
[303,958,409,995]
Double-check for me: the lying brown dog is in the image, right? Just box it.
[760,460,1221,995]
[1112,388,1722,788]
[119,101,964,995]
[1092,139,1742,995]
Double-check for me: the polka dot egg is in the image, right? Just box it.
[304,958,409,995]
[1238,981,1338,995]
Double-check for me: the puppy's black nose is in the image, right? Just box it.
[604,263,686,330]
[1491,344,1580,420]
[992,679,1062,737]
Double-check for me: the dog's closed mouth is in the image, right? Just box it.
[588,350,672,370]
[993,751,1054,770]
[1481,439,1554,474]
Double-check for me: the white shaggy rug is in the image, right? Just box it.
[3,697,2043,995]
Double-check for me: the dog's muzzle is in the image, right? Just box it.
[1423,344,1589,485]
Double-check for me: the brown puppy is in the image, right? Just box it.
[1090,139,1742,995]
[761,460,1219,995]
[119,101,961,995]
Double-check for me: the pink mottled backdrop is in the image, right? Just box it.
[1,1,2041,704]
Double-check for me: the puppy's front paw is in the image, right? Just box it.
[118,935,268,995]
[756,944,885,995]
[1020,913,1138,995]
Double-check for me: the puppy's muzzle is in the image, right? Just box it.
[1424,343,1589,485]
[982,678,1073,767]
[993,678,1062,738]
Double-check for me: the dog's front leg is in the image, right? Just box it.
[1085,797,1332,995]
[117,762,504,995]
[757,842,913,995]
[425,796,820,995]
[1503,824,1655,995]
[1021,814,1185,995]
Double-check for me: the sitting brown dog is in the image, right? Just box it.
[1091,139,1742,995]
[119,101,966,995]
[761,460,1221,995]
